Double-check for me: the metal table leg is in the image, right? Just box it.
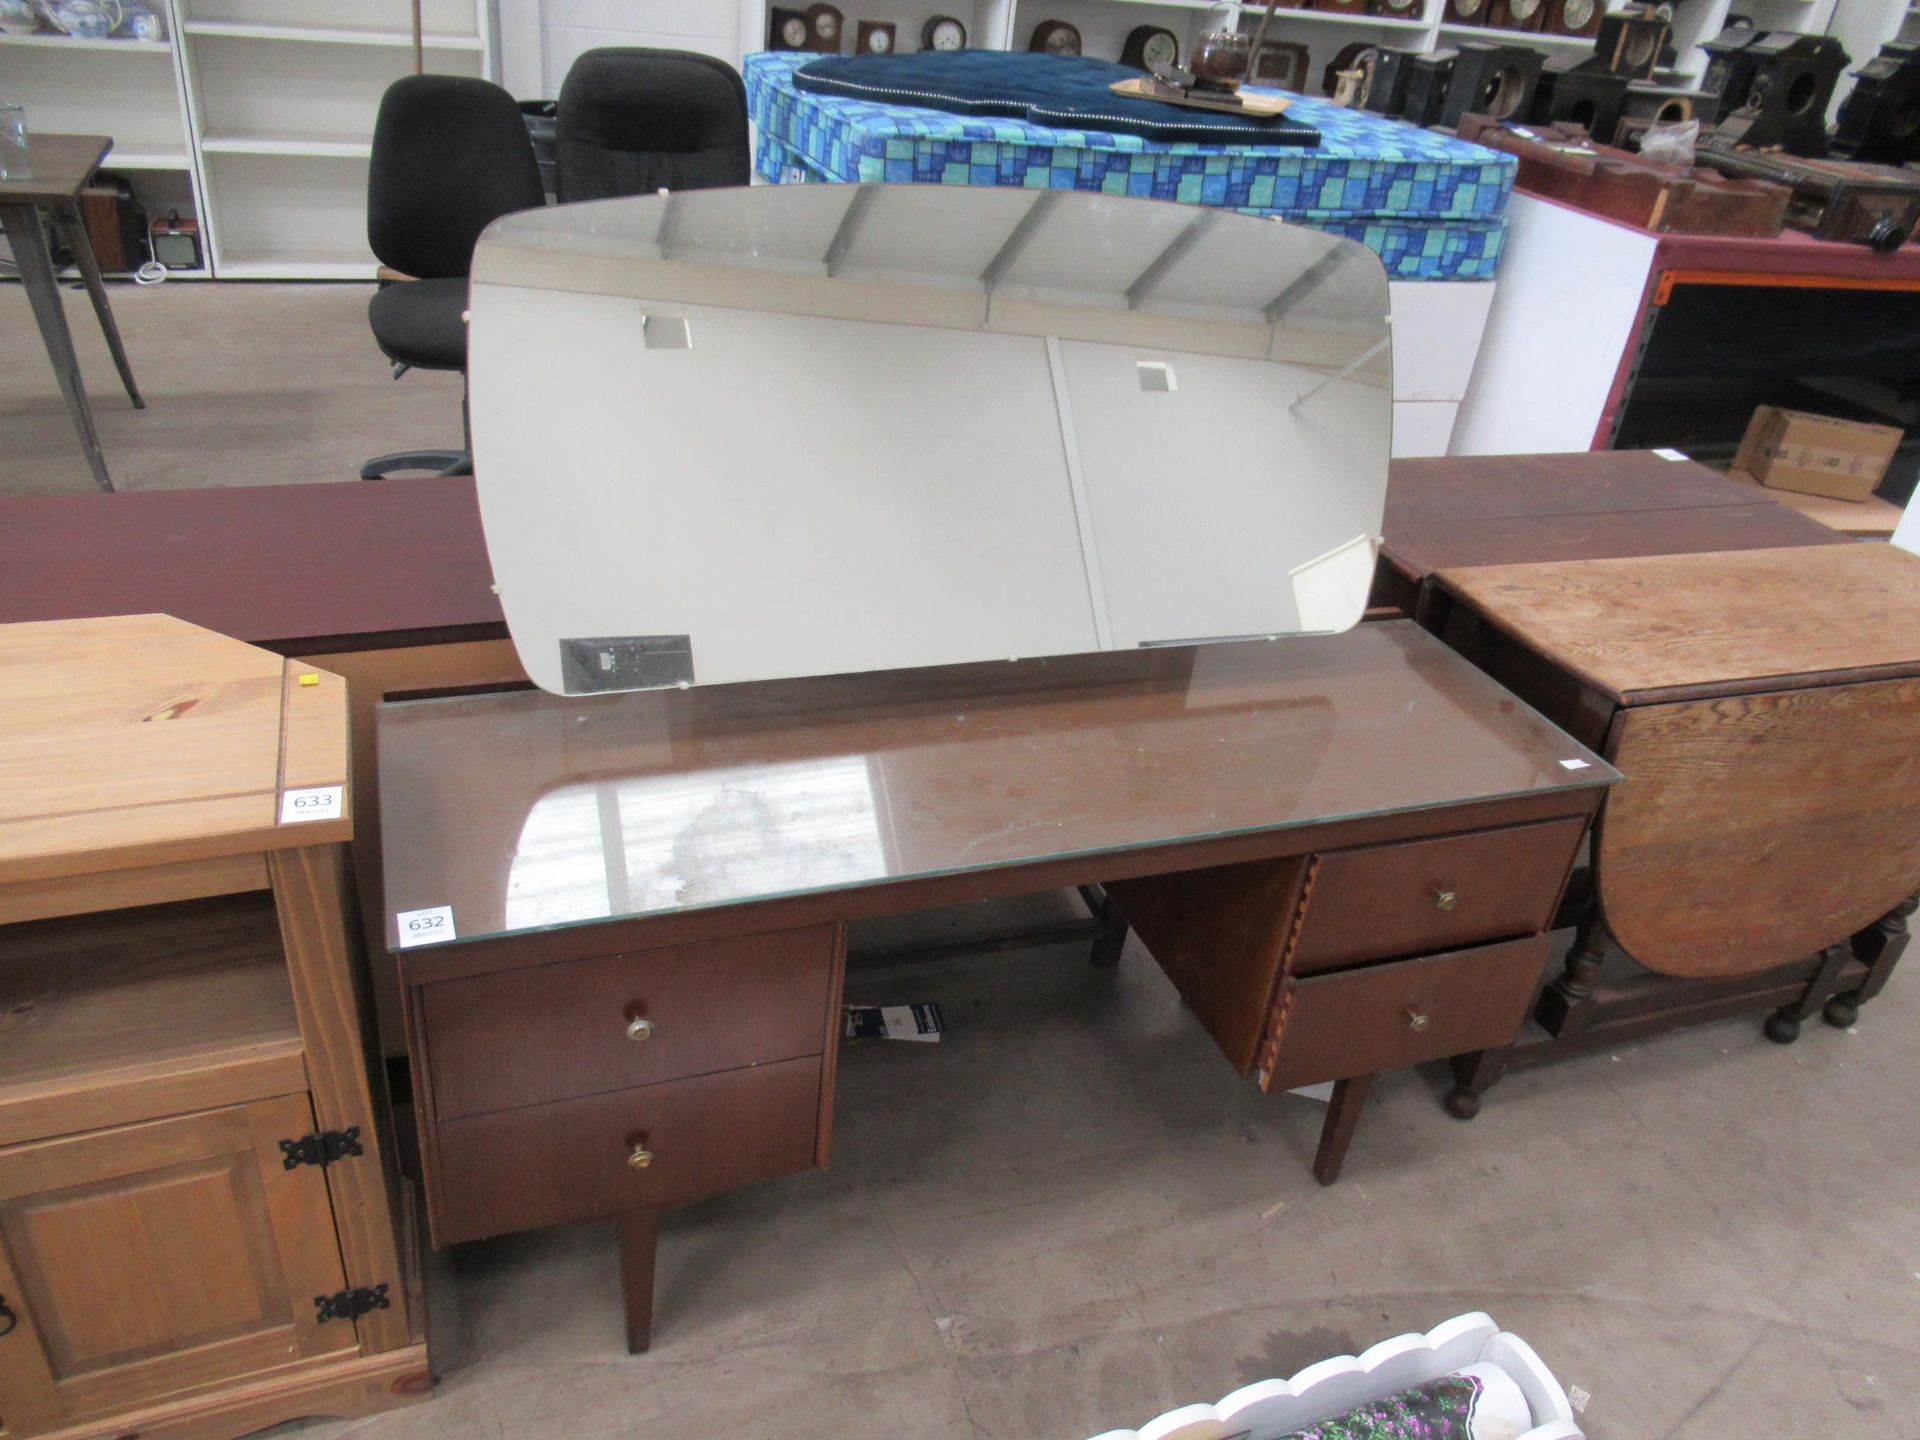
[53,203,143,409]
[1,200,113,492]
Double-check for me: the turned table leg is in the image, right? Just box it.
[1312,1074,1372,1186]
[1827,894,1918,1028]
[1766,943,1850,1044]
[1445,1047,1510,1120]
[1534,910,1607,1038]
[618,1207,661,1354]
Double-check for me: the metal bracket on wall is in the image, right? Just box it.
[314,1284,391,1324]
[279,1126,363,1170]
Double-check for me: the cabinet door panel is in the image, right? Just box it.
[0,1096,353,1433]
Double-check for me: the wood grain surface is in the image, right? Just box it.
[0,616,351,885]
[1383,504,1841,585]
[420,926,839,1119]
[1290,818,1586,972]
[0,134,109,205]
[0,894,304,1147]
[1435,545,1920,703]
[1385,450,1798,525]
[0,1097,354,1433]
[429,1057,823,1243]
[1263,935,1550,1091]
[0,479,506,654]
[1105,856,1307,1074]
[270,844,412,1356]
[1597,677,1920,975]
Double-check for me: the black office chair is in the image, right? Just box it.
[361,74,546,480]
[555,49,750,202]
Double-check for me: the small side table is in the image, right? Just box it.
[2,132,144,493]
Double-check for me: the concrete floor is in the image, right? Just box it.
[8,282,1918,1439]
[0,278,461,496]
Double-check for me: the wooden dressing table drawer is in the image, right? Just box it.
[1263,935,1550,1092]
[1291,818,1585,973]
[431,1057,823,1244]
[421,926,839,1120]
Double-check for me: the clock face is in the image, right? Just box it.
[1625,26,1656,68]
[1454,0,1483,16]
[930,17,963,48]
[866,26,890,51]
[1562,0,1593,26]
[1508,0,1540,16]
[1040,23,1081,55]
[1142,31,1177,68]
[812,7,838,39]
[781,15,807,46]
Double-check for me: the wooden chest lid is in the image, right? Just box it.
[1434,543,1920,704]
[0,614,349,884]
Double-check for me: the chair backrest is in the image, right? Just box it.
[367,74,547,280]
[555,49,750,203]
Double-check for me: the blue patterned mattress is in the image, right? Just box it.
[746,50,1516,281]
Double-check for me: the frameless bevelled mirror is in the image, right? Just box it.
[467,183,1392,695]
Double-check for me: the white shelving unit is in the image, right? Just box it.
[0,22,208,277]
[176,0,494,277]
[1,0,496,278]
[737,0,1915,116]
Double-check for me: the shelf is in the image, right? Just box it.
[182,18,482,49]
[201,130,372,157]
[0,30,172,50]
[0,893,304,1147]
[215,252,377,279]
[1257,8,1431,29]
[103,144,193,169]
[1437,22,1599,46]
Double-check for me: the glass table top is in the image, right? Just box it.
[378,622,1617,953]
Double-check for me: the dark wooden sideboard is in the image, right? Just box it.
[377,624,1615,1351]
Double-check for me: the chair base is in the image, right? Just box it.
[360,449,473,480]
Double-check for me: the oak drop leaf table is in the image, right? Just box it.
[1429,543,1920,1113]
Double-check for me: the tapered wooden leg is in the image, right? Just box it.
[1078,884,1129,968]
[1312,1074,1372,1186]
[618,1207,660,1354]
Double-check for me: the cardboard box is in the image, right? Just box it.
[1731,406,1902,502]
[1725,471,1906,536]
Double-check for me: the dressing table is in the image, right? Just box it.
[380,627,1613,1353]
[375,184,1617,1352]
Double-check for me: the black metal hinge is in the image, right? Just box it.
[315,1284,390,1324]
[279,1127,363,1170]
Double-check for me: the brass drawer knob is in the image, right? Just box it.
[1432,887,1457,911]
[1406,1008,1431,1033]
[628,1144,654,1169]
[626,1016,655,1042]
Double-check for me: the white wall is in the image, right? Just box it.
[497,0,742,98]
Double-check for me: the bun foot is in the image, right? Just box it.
[1764,1010,1801,1045]
[1443,1087,1482,1120]
[1822,996,1859,1029]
